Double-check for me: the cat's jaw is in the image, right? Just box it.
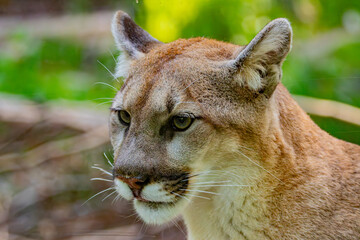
[134,198,188,224]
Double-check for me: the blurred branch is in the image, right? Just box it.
[0,93,110,173]
[0,93,107,131]
[0,125,109,173]
[0,11,114,51]
[6,233,37,240]
[294,95,360,126]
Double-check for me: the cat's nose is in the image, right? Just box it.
[119,175,147,189]
[116,175,149,198]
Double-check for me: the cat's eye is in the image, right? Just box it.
[172,116,194,131]
[118,110,131,126]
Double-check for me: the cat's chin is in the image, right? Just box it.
[133,198,188,224]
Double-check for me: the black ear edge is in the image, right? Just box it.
[111,11,162,58]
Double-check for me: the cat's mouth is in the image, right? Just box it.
[133,193,187,225]
[133,195,150,202]
[134,198,179,207]
[113,172,190,224]
[134,188,186,207]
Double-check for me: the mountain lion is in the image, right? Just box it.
[109,11,360,239]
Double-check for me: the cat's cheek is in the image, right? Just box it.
[167,134,192,163]
[166,131,212,165]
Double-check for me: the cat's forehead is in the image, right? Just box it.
[146,37,238,64]
[113,73,199,118]
[113,38,239,116]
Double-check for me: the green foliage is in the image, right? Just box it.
[310,115,360,144]
[0,34,118,103]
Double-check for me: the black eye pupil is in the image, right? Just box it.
[178,117,186,123]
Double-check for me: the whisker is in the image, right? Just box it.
[185,193,211,200]
[181,170,218,181]
[124,212,138,219]
[213,169,243,182]
[190,169,229,176]
[139,221,146,236]
[103,152,114,167]
[111,194,122,205]
[143,222,150,236]
[182,172,227,182]
[171,192,190,202]
[92,97,114,100]
[82,187,115,206]
[102,190,117,201]
[192,169,244,183]
[108,49,118,64]
[181,175,199,182]
[107,50,123,84]
[94,82,118,92]
[92,166,112,176]
[134,215,142,223]
[192,180,232,185]
[91,177,113,182]
[183,79,202,91]
[96,99,114,103]
[238,145,253,151]
[171,219,186,237]
[195,184,249,187]
[236,150,282,182]
[217,169,246,183]
[96,101,113,107]
[188,169,214,176]
[97,60,117,80]
[181,189,221,196]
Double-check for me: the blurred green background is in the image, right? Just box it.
[0,0,359,141]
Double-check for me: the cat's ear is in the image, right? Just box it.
[228,18,292,94]
[112,11,162,59]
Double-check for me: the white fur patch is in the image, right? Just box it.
[141,183,176,202]
[167,135,187,161]
[114,178,133,200]
[114,52,131,79]
[134,198,187,225]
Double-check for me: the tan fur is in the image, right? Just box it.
[109,11,360,239]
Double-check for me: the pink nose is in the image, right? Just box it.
[118,176,144,190]
[117,176,148,200]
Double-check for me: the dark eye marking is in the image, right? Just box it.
[110,107,122,111]
[166,96,176,114]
